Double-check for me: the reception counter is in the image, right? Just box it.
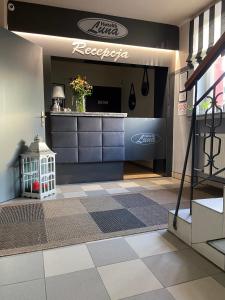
[50,112,127,183]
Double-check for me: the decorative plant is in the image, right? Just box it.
[69,75,92,112]
[200,98,211,112]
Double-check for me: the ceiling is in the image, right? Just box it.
[15,0,214,26]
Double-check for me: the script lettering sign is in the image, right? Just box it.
[131,133,161,145]
[72,41,129,62]
[77,18,128,39]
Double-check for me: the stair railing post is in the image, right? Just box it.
[173,110,196,229]
[209,87,216,176]
[190,82,198,214]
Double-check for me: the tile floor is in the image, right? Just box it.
[3,178,182,205]
[0,177,224,299]
[2,177,219,208]
[0,229,225,300]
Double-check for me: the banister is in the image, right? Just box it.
[194,71,225,107]
[185,31,225,91]
[173,68,225,229]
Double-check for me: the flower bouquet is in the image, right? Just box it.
[70,75,93,112]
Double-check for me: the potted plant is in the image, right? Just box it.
[70,75,93,112]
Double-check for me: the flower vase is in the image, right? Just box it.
[72,94,86,112]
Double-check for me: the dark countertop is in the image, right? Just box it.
[50,112,127,117]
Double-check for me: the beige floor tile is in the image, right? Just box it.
[167,277,225,300]
[151,180,174,185]
[118,182,140,188]
[100,182,121,189]
[133,179,158,186]
[106,188,130,194]
[0,252,44,286]
[125,231,177,258]
[63,191,87,198]
[59,185,83,193]
[43,244,94,277]
[98,259,162,300]
[0,279,46,300]
[143,185,167,191]
[143,249,220,287]
[81,184,103,191]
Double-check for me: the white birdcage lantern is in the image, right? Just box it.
[21,135,56,199]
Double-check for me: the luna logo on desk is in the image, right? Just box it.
[131,133,161,145]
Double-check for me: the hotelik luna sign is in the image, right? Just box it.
[131,133,161,145]
[77,18,128,39]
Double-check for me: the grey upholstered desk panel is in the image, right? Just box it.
[51,115,125,163]
[103,147,124,161]
[51,116,77,131]
[102,132,124,147]
[103,117,124,131]
[53,148,78,163]
[78,117,102,131]
[78,132,102,147]
[78,147,102,163]
[52,132,78,148]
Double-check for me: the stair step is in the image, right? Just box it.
[168,209,192,246]
[193,242,225,270]
[192,197,223,213]
[170,209,192,224]
[208,239,225,255]
[192,198,224,243]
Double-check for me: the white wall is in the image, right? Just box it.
[0,29,45,202]
[51,59,155,117]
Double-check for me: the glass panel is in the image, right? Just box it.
[195,55,225,115]
[41,176,48,193]
[48,156,54,173]
[41,157,47,174]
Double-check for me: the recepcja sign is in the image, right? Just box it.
[77,18,128,39]
[72,41,129,62]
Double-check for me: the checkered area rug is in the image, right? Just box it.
[0,178,221,256]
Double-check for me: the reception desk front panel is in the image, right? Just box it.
[49,113,167,183]
[51,114,125,164]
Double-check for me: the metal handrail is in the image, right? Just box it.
[185,31,225,91]
[195,72,225,106]
[173,70,225,229]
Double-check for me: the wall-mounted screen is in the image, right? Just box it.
[86,86,121,112]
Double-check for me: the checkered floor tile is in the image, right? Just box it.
[0,178,223,300]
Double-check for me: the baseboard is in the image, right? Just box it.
[172,171,191,183]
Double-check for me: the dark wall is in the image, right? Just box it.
[154,67,168,118]
[153,67,173,175]
[87,86,121,113]
[8,0,179,50]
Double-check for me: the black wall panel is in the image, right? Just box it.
[8,1,179,50]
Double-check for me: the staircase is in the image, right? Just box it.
[169,32,225,270]
[168,195,225,270]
